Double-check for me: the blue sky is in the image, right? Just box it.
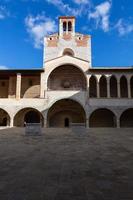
[0,0,133,69]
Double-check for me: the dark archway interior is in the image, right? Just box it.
[0,109,10,126]
[24,111,40,124]
[89,109,116,127]
[89,76,97,97]
[110,76,117,98]
[48,99,86,127]
[120,76,128,98]
[100,76,107,97]
[130,77,133,98]
[120,109,133,127]
[14,108,44,127]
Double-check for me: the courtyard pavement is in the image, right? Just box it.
[0,127,133,200]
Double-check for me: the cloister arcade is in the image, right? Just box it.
[0,106,133,128]
[89,74,133,99]
[0,70,133,99]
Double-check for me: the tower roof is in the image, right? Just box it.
[59,16,75,19]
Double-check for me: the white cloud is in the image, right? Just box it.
[0,65,8,69]
[72,0,89,5]
[115,19,133,36]
[89,1,112,32]
[25,13,57,48]
[45,0,87,16]
[0,6,9,19]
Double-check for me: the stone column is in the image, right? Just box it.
[87,76,90,99]
[86,118,89,128]
[40,72,45,98]
[44,118,47,128]
[16,73,21,100]
[117,78,121,98]
[10,117,14,127]
[66,21,68,34]
[127,78,131,98]
[117,118,120,128]
[107,78,110,98]
[8,76,13,98]
[97,81,100,98]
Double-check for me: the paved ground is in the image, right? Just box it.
[0,127,133,200]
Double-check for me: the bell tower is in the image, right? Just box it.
[44,16,92,67]
[59,16,75,37]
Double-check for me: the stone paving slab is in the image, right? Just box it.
[0,128,133,200]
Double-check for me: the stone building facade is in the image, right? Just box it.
[0,16,133,128]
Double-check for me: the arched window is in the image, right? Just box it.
[120,76,128,98]
[130,76,133,98]
[89,75,97,98]
[110,76,117,98]
[68,21,72,31]
[99,76,107,97]
[63,48,74,56]
[63,22,67,32]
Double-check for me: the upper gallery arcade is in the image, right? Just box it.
[0,16,133,128]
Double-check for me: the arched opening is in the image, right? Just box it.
[63,22,67,32]
[63,48,74,56]
[120,108,133,127]
[89,75,97,98]
[47,99,86,127]
[120,76,128,98]
[68,21,72,31]
[14,108,44,127]
[89,108,116,127]
[130,77,133,98]
[48,65,87,91]
[0,109,10,126]
[110,76,117,98]
[99,76,107,97]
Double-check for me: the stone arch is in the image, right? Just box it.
[47,64,87,90]
[89,108,117,127]
[0,108,10,126]
[120,76,128,98]
[14,107,44,127]
[89,75,97,97]
[99,76,107,97]
[120,108,133,127]
[47,99,86,127]
[110,75,117,98]
[130,76,133,98]
[63,48,74,56]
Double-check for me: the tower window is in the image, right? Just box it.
[63,22,67,32]
[63,48,74,57]
[68,21,72,32]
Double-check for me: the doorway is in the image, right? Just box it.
[64,118,69,127]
